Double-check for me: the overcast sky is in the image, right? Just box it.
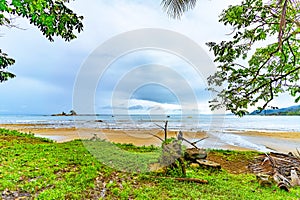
[0,0,297,115]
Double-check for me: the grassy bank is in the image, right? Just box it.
[0,128,299,199]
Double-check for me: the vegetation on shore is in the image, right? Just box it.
[250,105,300,116]
[1,128,300,199]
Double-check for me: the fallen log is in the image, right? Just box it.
[184,148,207,161]
[196,159,221,169]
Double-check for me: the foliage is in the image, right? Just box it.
[251,104,300,115]
[270,108,300,115]
[0,49,15,82]
[206,0,300,116]
[1,129,300,199]
[161,0,197,19]
[161,0,300,116]
[285,108,300,115]
[0,0,83,82]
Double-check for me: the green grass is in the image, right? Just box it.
[0,128,300,199]
[208,149,262,161]
[0,130,105,199]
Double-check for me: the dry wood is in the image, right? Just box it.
[177,130,208,149]
[184,148,207,161]
[249,152,300,190]
[196,159,221,169]
[290,169,300,186]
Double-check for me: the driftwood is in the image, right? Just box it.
[184,148,221,170]
[249,152,300,191]
[149,126,214,179]
[291,169,300,186]
[196,159,221,169]
[184,148,207,161]
[177,131,208,149]
[154,121,168,141]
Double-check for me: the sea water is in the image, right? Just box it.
[0,114,299,132]
[0,114,299,152]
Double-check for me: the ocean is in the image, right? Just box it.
[0,114,299,152]
[0,114,299,132]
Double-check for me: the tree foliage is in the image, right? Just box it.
[207,0,300,116]
[161,0,197,19]
[0,49,15,82]
[161,0,300,116]
[0,0,83,82]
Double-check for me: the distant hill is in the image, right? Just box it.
[250,105,300,115]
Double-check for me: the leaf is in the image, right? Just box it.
[295,96,300,103]
[205,0,300,116]
[161,0,197,19]
[0,0,84,82]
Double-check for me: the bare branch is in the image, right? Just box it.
[278,0,288,49]
[148,132,164,142]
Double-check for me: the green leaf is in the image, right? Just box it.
[206,0,300,116]
[0,0,84,82]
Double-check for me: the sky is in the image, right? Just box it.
[0,0,297,115]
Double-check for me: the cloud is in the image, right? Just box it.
[128,99,182,114]
[128,105,144,110]
[1,0,295,114]
[96,95,213,115]
[93,62,209,113]
[131,83,179,104]
[0,0,236,115]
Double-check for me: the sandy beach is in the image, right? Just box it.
[0,124,207,145]
[1,123,299,153]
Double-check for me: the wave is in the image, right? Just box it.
[0,114,299,132]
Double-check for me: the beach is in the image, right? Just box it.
[1,123,299,154]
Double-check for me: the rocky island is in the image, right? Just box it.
[51,110,77,116]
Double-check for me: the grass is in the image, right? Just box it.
[0,128,300,199]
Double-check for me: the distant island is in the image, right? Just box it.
[51,110,77,116]
[250,105,300,116]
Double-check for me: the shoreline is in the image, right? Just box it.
[1,124,299,153]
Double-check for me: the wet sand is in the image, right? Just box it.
[1,124,299,153]
[227,130,300,153]
[227,130,300,140]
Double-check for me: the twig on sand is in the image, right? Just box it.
[148,132,164,142]
[154,123,164,130]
